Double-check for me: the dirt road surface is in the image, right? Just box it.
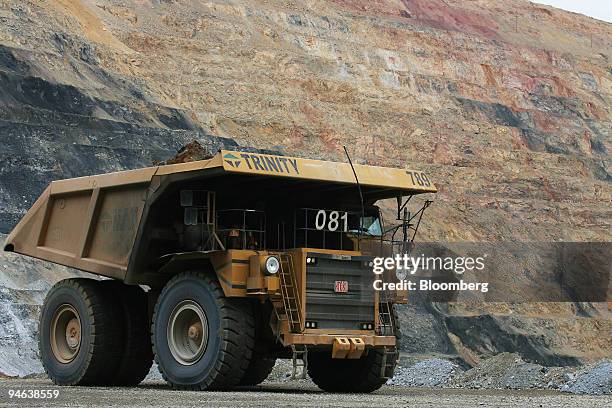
[0,379,610,407]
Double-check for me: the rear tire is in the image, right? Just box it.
[39,278,123,385]
[151,272,255,390]
[307,348,398,393]
[101,281,153,386]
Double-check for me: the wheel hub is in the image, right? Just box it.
[188,322,202,342]
[50,304,81,363]
[65,318,80,349]
[167,300,208,365]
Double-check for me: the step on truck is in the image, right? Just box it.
[4,149,436,392]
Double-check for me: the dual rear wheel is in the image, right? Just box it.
[39,279,152,386]
[39,273,266,389]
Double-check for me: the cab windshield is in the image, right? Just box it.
[359,216,382,236]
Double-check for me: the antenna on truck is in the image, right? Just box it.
[343,146,365,242]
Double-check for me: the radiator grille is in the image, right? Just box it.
[305,252,375,330]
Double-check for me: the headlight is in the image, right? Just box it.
[306,257,317,265]
[265,256,280,275]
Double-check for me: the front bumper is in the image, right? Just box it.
[283,332,396,347]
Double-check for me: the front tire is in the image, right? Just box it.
[151,272,255,390]
[238,354,276,386]
[238,301,276,386]
[307,348,398,393]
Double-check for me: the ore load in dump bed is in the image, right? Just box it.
[4,149,436,391]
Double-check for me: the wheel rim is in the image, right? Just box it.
[167,300,208,365]
[50,304,81,364]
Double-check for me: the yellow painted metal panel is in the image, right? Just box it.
[87,186,147,266]
[41,192,91,255]
[220,150,437,193]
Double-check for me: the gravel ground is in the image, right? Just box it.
[147,355,611,395]
[0,378,611,408]
[384,354,611,395]
[449,353,554,390]
[387,358,461,387]
[562,361,612,395]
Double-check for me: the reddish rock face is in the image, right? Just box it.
[401,0,500,38]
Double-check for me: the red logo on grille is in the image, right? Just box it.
[334,280,348,293]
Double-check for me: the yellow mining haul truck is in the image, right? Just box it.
[4,150,436,392]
